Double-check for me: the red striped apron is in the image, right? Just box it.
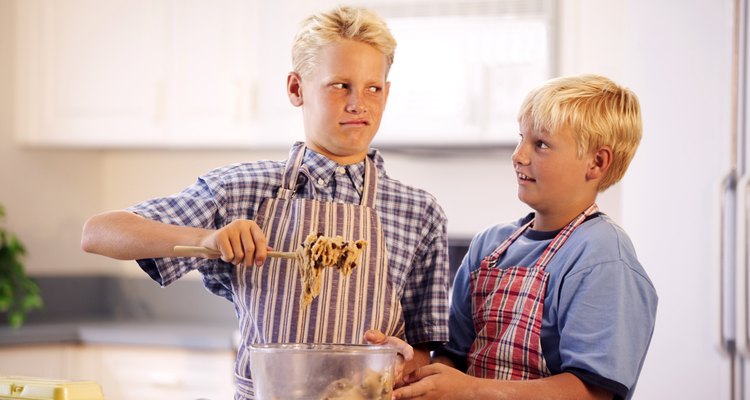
[232,145,404,399]
[467,204,598,380]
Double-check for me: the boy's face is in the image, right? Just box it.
[512,121,598,220]
[288,39,390,165]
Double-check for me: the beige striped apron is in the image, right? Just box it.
[232,145,404,399]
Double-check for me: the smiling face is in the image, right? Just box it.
[287,39,390,165]
[512,120,601,230]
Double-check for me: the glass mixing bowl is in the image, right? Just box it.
[248,343,397,400]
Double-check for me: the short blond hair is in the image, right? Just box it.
[291,6,396,78]
[518,74,642,191]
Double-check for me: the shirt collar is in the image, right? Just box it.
[290,141,387,187]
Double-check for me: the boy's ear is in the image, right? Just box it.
[587,146,613,181]
[287,72,303,107]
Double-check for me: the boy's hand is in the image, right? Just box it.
[201,219,268,267]
[393,363,476,400]
[364,329,414,387]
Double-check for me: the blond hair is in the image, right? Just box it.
[291,6,396,78]
[518,74,642,191]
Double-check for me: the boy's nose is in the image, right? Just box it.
[345,94,366,114]
[511,143,529,165]
[346,103,365,113]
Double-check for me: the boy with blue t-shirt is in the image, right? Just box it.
[393,74,658,400]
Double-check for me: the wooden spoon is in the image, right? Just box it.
[172,245,298,260]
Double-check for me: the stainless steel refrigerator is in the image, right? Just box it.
[726,0,750,397]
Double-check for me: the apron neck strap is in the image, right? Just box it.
[533,203,599,270]
[278,143,307,199]
[361,157,378,208]
[485,204,599,270]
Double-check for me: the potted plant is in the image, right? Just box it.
[0,203,42,327]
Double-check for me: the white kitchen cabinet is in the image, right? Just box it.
[14,0,260,148]
[90,345,235,400]
[251,0,556,148]
[0,344,235,400]
[0,345,69,379]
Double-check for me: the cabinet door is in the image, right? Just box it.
[15,0,170,146]
[14,0,260,148]
[168,0,259,147]
[93,346,235,400]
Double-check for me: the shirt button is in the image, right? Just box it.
[336,167,346,175]
[317,178,325,186]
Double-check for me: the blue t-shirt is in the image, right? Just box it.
[439,212,657,400]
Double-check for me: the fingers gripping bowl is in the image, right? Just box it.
[248,343,398,400]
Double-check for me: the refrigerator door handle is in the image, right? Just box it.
[721,171,738,354]
[736,173,749,357]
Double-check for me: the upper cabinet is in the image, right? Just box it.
[13,0,554,149]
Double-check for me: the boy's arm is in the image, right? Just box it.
[81,210,211,260]
[395,365,612,400]
[81,210,268,266]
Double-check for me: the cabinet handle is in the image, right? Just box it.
[234,80,243,123]
[249,83,259,121]
[155,80,166,123]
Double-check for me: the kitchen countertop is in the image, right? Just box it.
[0,276,238,350]
[0,320,237,350]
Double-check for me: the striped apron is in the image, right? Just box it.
[467,204,598,380]
[231,145,405,399]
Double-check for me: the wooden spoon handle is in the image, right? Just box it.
[172,245,297,260]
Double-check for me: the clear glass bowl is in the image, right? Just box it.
[248,343,397,400]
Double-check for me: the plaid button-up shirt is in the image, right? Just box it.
[130,142,449,345]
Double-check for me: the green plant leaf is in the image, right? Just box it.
[0,202,43,327]
[8,310,23,328]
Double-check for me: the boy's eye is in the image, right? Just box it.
[367,86,380,93]
[535,140,549,149]
[332,83,346,89]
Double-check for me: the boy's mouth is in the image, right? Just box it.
[517,171,535,182]
[340,119,369,126]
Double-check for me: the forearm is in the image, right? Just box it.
[81,210,211,260]
[468,372,611,400]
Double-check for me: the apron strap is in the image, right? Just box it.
[278,142,307,199]
[361,156,378,208]
[485,204,599,270]
[533,203,599,270]
[485,219,534,266]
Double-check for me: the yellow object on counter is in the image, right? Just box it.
[0,377,103,400]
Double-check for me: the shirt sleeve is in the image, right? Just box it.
[401,200,450,346]
[434,259,474,371]
[555,258,657,399]
[128,173,234,301]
